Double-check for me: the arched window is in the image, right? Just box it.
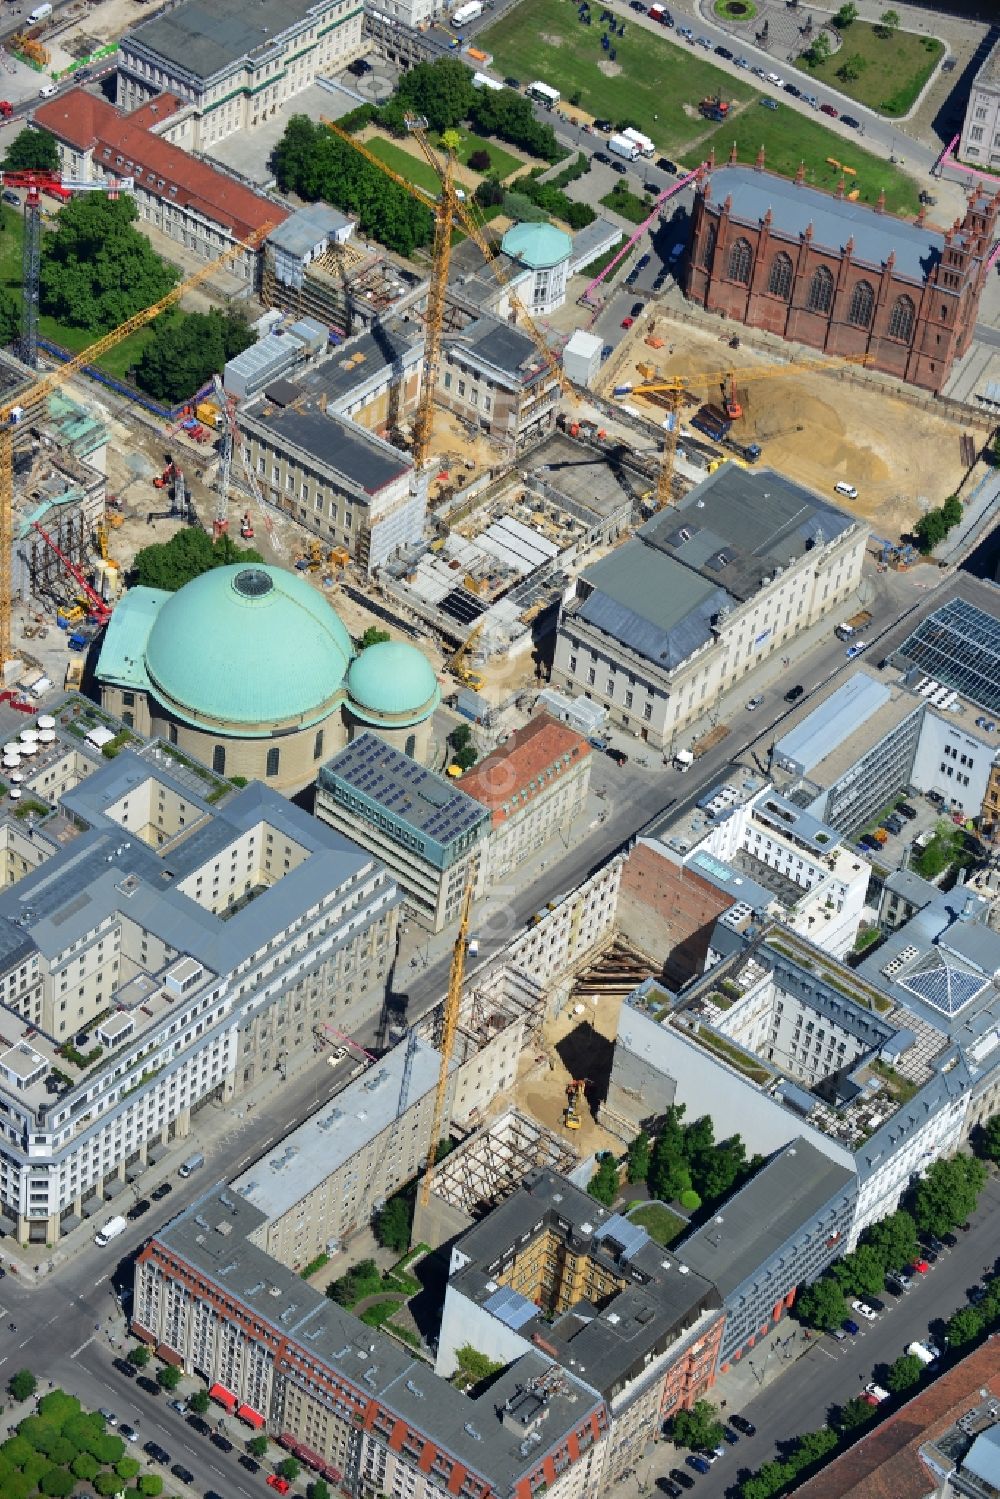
[405,733,416,759]
[806,266,834,314]
[313,729,325,761]
[266,747,280,778]
[701,221,717,269]
[847,280,874,328]
[888,295,915,342]
[212,744,226,774]
[728,237,753,284]
[767,252,793,301]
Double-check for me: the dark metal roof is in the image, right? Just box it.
[246,402,411,496]
[127,0,319,78]
[577,542,732,670]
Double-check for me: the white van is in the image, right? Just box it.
[28,3,53,20]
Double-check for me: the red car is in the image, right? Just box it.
[266,1479,290,1495]
[820,103,839,118]
[621,316,634,329]
[912,1258,930,1274]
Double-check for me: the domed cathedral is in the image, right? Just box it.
[685,157,1000,393]
[95,565,440,789]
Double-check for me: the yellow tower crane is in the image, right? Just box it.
[626,352,875,510]
[321,116,573,475]
[0,223,274,666]
[419,874,475,1211]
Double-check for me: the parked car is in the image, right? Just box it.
[759,98,779,110]
[802,94,818,107]
[211,1432,233,1453]
[846,641,868,660]
[897,803,918,820]
[841,114,861,129]
[127,1198,151,1221]
[119,1425,138,1444]
[784,82,801,97]
[240,1455,261,1474]
[730,1416,756,1437]
[630,301,645,317]
[723,1427,739,1444]
[151,1181,173,1201]
[687,1455,712,1474]
[820,103,839,117]
[920,1233,944,1253]
[657,156,677,172]
[593,117,613,131]
[657,1482,683,1499]
[842,1318,860,1336]
[865,1383,890,1404]
[593,151,611,165]
[784,684,804,702]
[670,1472,694,1492]
[136,1377,160,1397]
[942,1231,958,1248]
[171,1466,194,1486]
[99,1409,117,1426]
[187,1415,211,1436]
[715,45,732,59]
[835,480,859,498]
[746,695,763,711]
[970,1284,987,1305]
[637,253,650,269]
[852,1300,878,1322]
[503,76,520,87]
[611,160,629,174]
[144,1442,170,1465]
[735,56,749,69]
[912,1258,931,1273]
[169,1399,188,1414]
[112,1358,136,1379]
[267,1481,291,1496]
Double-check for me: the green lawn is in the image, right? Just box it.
[36,313,157,381]
[627,1201,686,1245]
[481,0,756,150]
[0,205,23,289]
[799,21,943,118]
[685,105,920,215]
[449,128,523,180]
[366,135,446,198]
[601,183,652,223]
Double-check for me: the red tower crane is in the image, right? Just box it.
[31,521,111,624]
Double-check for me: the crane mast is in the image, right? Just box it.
[419,876,474,1210]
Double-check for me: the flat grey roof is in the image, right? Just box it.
[232,1038,443,1219]
[676,1139,855,1296]
[641,464,856,603]
[775,673,893,775]
[126,0,323,78]
[244,401,411,496]
[704,165,947,284]
[445,317,546,383]
[298,321,424,407]
[577,541,731,671]
[268,205,353,257]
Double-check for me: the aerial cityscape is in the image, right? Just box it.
[0,1,997,1498]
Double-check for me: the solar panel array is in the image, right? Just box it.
[337,736,484,844]
[896,598,1000,714]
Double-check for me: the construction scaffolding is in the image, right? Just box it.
[261,240,426,336]
[426,1108,578,1218]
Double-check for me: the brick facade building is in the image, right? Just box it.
[685,160,999,393]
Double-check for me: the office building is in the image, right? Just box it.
[959,37,1000,167]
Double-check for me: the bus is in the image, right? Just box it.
[527,80,560,106]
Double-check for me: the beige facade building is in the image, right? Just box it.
[960,38,1000,167]
[553,465,867,754]
[117,0,364,153]
[460,714,592,888]
[438,317,561,452]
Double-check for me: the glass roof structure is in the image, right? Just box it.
[895,598,1000,714]
[899,950,988,1016]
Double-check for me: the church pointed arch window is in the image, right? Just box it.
[847,280,874,328]
[888,294,915,342]
[728,237,752,285]
[806,265,834,314]
[767,252,793,301]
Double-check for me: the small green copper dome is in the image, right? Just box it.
[501,221,572,269]
[144,564,352,729]
[346,640,440,725]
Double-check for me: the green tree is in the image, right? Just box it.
[453,743,478,771]
[626,1129,651,1184]
[941,494,963,530]
[248,1434,269,1457]
[39,1470,73,1499]
[837,1396,876,1431]
[834,1,859,23]
[669,1400,724,1452]
[94,1473,124,1498]
[694,1136,746,1202]
[804,31,831,66]
[156,1365,181,1391]
[188,1389,210,1414]
[358,626,391,649]
[467,86,562,162]
[648,1105,688,1202]
[914,508,948,553]
[878,8,900,36]
[788,1427,838,1471]
[134,309,255,404]
[116,1457,141,1480]
[39,196,178,336]
[973,1113,1000,1165]
[72,1453,100,1481]
[887,1353,923,1393]
[0,289,22,349]
[837,53,866,82]
[910,1155,986,1236]
[383,57,476,134]
[3,128,59,173]
[474,175,504,208]
[307,1482,331,1499]
[794,1277,847,1331]
[947,1305,984,1347]
[126,1346,150,1368]
[861,1209,918,1273]
[449,723,473,751]
[93,1434,125,1465]
[587,1152,619,1206]
[133,526,263,591]
[453,1345,504,1388]
[741,1460,793,1499]
[831,1245,885,1299]
[375,1194,412,1252]
[8,1370,36,1402]
[139,1477,163,1497]
[278,1457,301,1482]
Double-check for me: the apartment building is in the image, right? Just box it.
[135,1185,611,1499]
[316,734,490,932]
[436,1170,724,1484]
[553,465,867,753]
[34,90,285,283]
[438,317,561,452]
[460,715,592,889]
[117,0,364,152]
[0,750,398,1244]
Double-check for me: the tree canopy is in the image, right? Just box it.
[3,128,59,174]
[134,309,254,403]
[39,196,178,336]
[886,1353,923,1393]
[587,1152,619,1206]
[669,1401,724,1452]
[132,527,263,591]
[830,1244,885,1300]
[375,1194,412,1252]
[860,1208,918,1273]
[909,1154,985,1236]
[794,1277,846,1331]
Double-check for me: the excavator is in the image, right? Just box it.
[564,1079,587,1131]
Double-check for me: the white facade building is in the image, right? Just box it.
[959,38,1000,167]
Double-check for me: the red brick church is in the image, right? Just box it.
[685,153,1000,392]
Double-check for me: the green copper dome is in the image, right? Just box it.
[501,221,572,269]
[144,564,353,729]
[346,640,440,725]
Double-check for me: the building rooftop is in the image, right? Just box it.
[775,674,893,777]
[501,222,572,269]
[972,36,1000,95]
[345,641,440,724]
[242,400,411,496]
[459,713,591,826]
[893,594,1000,716]
[704,165,947,284]
[34,90,286,241]
[150,1185,606,1498]
[640,464,857,604]
[267,204,354,258]
[449,1169,721,1403]
[575,542,732,672]
[124,0,320,78]
[793,1337,1000,1499]
[295,320,424,410]
[676,1139,855,1296]
[444,317,552,386]
[232,1037,444,1221]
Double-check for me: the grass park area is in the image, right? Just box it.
[627,1201,685,1245]
[450,127,524,181]
[799,20,943,119]
[482,0,921,213]
[600,181,651,223]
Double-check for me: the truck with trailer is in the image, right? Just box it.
[472,70,503,90]
[835,609,872,640]
[452,0,482,24]
[95,1216,128,1247]
[608,133,641,161]
[690,403,732,442]
[622,127,655,158]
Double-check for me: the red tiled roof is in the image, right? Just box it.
[33,90,286,242]
[460,712,590,826]
[794,1337,1000,1499]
